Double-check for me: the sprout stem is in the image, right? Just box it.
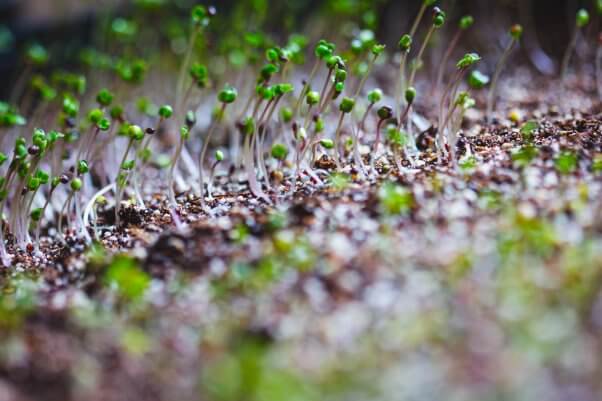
[560,25,579,82]
[333,111,346,168]
[317,68,333,109]
[435,29,462,93]
[83,182,114,240]
[176,26,201,115]
[408,25,436,89]
[57,191,74,237]
[395,53,409,114]
[293,59,320,117]
[410,2,429,38]
[114,137,135,226]
[359,103,374,134]
[168,135,185,207]
[486,39,516,119]
[199,103,227,207]
[354,54,377,98]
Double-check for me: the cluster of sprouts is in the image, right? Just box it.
[0,1,597,265]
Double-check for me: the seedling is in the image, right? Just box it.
[114,124,145,226]
[407,7,446,90]
[176,5,215,117]
[359,88,382,133]
[293,39,335,117]
[438,53,481,161]
[353,43,385,98]
[409,0,438,38]
[333,97,355,167]
[486,24,522,119]
[371,105,393,171]
[304,90,320,129]
[207,150,224,200]
[436,15,474,92]
[561,9,590,81]
[395,34,412,112]
[198,85,237,208]
[168,125,191,207]
[387,125,409,172]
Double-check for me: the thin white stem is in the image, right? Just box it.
[561,26,579,82]
[487,40,516,119]
[408,25,436,89]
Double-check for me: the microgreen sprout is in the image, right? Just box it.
[395,34,412,113]
[561,9,590,82]
[436,15,474,93]
[354,43,385,98]
[293,39,335,117]
[371,105,393,171]
[176,5,215,117]
[207,150,225,200]
[199,85,237,208]
[168,125,191,207]
[486,24,522,119]
[114,125,144,226]
[387,125,409,172]
[438,53,481,162]
[407,7,446,90]
[410,0,438,38]
[333,97,355,167]
[359,88,382,134]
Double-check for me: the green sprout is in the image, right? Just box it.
[293,39,335,117]
[198,85,238,207]
[561,9,590,81]
[487,24,522,119]
[359,88,382,134]
[167,126,190,206]
[438,53,481,163]
[395,33,412,112]
[207,150,225,200]
[176,5,215,119]
[114,125,144,225]
[436,15,475,92]
[330,97,355,167]
[407,7,446,90]
[372,105,393,169]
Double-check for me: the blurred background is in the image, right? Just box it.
[0,0,597,98]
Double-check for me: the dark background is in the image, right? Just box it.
[0,0,594,98]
